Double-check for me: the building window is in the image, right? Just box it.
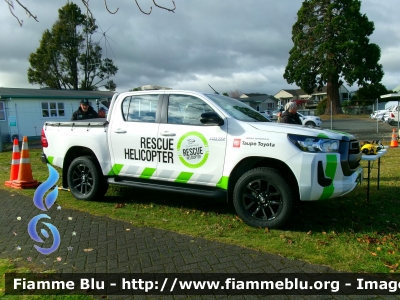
[0,101,5,120]
[41,102,65,117]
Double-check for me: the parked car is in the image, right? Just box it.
[271,109,283,120]
[383,111,392,123]
[370,107,394,121]
[297,112,322,127]
[259,110,272,119]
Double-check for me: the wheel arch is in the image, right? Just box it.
[227,157,299,202]
[62,146,99,188]
[305,121,315,126]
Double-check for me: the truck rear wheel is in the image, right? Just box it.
[67,156,108,201]
[233,167,294,228]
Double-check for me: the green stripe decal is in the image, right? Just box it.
[216,176,229,190]
[108,164,124,176]
[140,168,156,179]
[175,172,194,183]
[319,154,337,200]
[48,156,54,164]
[178,153,209,169]
[317,133,329,139]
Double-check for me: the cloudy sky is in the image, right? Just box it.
[0,0,399,95]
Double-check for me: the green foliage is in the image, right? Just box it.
[356,83,389,102]
[316,97,327,115]
[2,146,400,273]
[341,100,352,113]
[284,0,383,114]
[27,2,118,91]
[341,100,351,108]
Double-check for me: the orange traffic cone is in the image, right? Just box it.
[390,128,398,148]
[4,138,20,187]
[11,136,39,189]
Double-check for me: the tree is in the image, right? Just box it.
[355,83,388,103]
[27,2,118,90]
[228,90,243,98]
[5,0,176,26]
[284,0,384,115]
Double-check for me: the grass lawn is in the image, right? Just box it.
[0,143,400,276]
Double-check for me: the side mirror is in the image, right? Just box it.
[200,112,224,126]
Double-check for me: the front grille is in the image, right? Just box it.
[349,140,360,154]
[340,139,362,176]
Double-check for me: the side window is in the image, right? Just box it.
[41,102,65,118]
[121,94,159,122]
[167,94,213,125]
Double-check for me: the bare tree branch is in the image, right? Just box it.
[104,0,119,14]
[82,0,94,23]
[15,0,39,21]
[5,0,39,26]
[152,0,176,13]
[135,0,152,15]
[135,0,177,15]
[5,0,23,26]
[6,0,175,26]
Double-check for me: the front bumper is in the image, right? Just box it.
[287,152,364,201]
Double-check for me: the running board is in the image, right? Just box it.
[107,177,227,198]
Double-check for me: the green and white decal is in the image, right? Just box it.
[177,131,209,169]
[319,154,338,200]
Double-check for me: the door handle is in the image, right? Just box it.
[114,129,127,133]
[160,131,176,136]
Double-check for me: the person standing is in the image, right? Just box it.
[280,102,302,125]
[71,99,99,120]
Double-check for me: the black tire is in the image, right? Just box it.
[67,156,108,201]
[305,121,315,126]
[233,167,294,228]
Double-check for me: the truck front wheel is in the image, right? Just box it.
[305,121,315,126]
[233,167,294,228]
[67,156,108,201]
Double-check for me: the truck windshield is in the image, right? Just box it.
[205,94,270,122]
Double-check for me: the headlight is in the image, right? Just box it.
[288,134,339,153]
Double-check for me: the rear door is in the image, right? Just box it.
[108,92,162,178]
[156,92,227,186]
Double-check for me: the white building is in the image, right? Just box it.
[0,88,114,142]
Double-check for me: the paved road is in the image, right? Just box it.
[323,117,397,143]
[0,189,352,299]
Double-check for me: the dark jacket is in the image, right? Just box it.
[280,110,302,125]
[71,106,99,121]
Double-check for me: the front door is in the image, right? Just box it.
[157,93,227,186]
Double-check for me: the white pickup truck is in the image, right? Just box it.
[41,90,363,228]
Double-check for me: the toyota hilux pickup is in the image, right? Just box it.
[41,90,363,228]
